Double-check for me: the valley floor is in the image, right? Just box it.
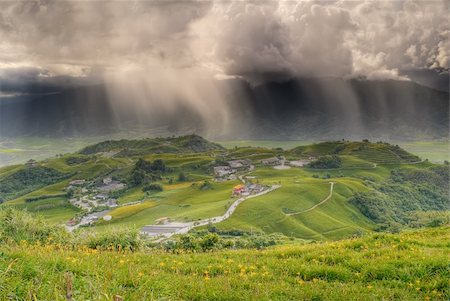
[0,227,449,300]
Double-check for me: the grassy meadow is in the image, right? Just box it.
[0,226,448,300]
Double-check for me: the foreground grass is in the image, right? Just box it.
[1,227,448,300]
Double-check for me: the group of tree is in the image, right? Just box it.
[349,166,450,232]
[142,183,163,192]
[0,167,68,201]
[162,230,285,253]
[129,158,166,187]
[307,155,342,169]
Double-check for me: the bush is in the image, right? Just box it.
[307,155,342,169]
[25,193,66,203]
[129,158,166,187]
[83,228,145,251]
[349,166,449,230]
[0,167,69,201]
[199,233,220,251]
[142,183,163,192]
[0,208,70,244]
[200,180,212,190]
[178,172,188,182]
[65,156,89,165]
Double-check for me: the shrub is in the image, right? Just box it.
[307,155,342,169]
[65,156,89,165]
[200,180,212,190]
[0,208,70,244]
[178,172,188,182]
[199,233,220,251]
[142,183,163,192]
[0,167,69,200]
[83,228,145,251]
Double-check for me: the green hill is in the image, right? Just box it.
[0,136,447,241]
[290,141,421,164]
[79,134,225,156]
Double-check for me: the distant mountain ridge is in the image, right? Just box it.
[79,134,225,155]
[0,77,448,140]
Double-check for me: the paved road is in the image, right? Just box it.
[141,184,281,240]
[286,182,335,216]
[66,209,111,232]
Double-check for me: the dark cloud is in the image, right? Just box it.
[0,0,447,86]
[0,0,448,136]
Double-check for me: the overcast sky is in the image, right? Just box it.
[0,0,448,94]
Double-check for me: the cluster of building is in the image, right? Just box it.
[66,177,124,212]
[66,210,112,228]
[289,158,315,167]
[232,183,265,196]
[261,156,315,167]
[213,159,253,181]
[98,177,126,192]
[261,157,284,166]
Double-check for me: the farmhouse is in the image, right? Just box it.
[98,180,126,192]
[232,183,265,196]
[233,184,245,196]
[227,159,251,169]
[261,157,281,166]
[70,179,86,186]
[94,194,108,200]
[213,166,236,177]
[107,199,118,207]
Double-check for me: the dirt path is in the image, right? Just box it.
[286,182,335,216]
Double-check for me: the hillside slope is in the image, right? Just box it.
[0,137,448,241]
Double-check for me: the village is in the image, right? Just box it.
[213,156,315,181]
[64,154,315,230]
[65,177,126,227]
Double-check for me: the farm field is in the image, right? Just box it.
[0,226,448,300]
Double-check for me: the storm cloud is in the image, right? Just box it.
[0,1,447,85]
[0,1,448,138]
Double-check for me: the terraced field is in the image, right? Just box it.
[0,136,447,241]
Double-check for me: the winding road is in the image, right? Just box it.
[286,182,336,216]
[141,184,281,239]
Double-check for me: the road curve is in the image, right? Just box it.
[286,182,335,216]
[142,184,281,240]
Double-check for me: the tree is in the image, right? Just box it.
[307,155,342,169]
[142,183,163,192]
[130,169,146,186]
[134,158,153,173]
[151,159,166,172]
[178,172,187,182]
